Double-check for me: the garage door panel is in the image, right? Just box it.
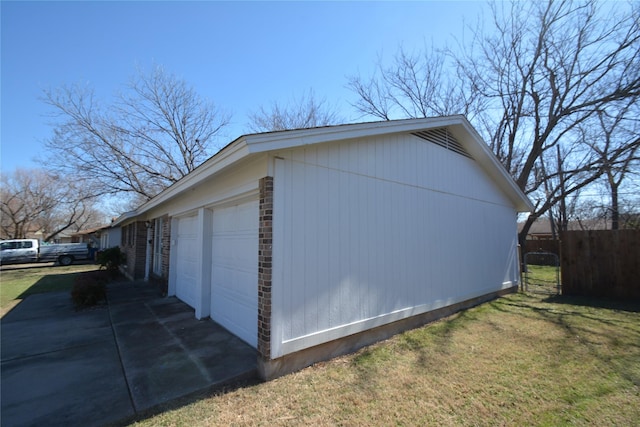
[212,265,258,300]
[211,200,259,348]
[211,280,257,309]
[211,288,257,345]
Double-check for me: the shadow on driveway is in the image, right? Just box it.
[1,281,258,427]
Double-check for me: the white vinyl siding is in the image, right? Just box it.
[271,133,519,357]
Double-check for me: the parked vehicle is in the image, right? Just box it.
[0,239,90,266]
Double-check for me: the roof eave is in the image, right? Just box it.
[111,210,139,227]
[449,121,534,213]
[115,116,534,223]
[133,137,251,216]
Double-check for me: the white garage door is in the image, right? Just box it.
[175,214,198,309]
[211,200,259,348]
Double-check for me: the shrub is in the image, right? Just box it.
[71,271,108,308]
[97,246,125,272]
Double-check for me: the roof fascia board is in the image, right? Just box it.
[135,139,251,215]
[111,210,139,227]
[243,116,464,154]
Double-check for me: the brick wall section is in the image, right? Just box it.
[121,221,147,280]
[120,223,132,278]
[258,176,274,360]
[161,216,171,279]
[134,221,147,279]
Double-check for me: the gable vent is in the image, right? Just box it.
[412,128,473,159]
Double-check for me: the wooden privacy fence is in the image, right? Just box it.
[561,230,640,299]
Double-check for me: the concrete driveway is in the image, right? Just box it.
[1,281,257,427]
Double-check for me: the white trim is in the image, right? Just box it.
[275,284,514,357]
[137,141,252,215]
[167,217,180,297]
[195,207,212,319]
[111,210,138,227]
[271,158,285,359]
[166,184,259,218]
[448,121,533,212]
[203,189,260,211]
[244,116,465,153]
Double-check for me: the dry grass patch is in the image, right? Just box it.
[132,292,640,426]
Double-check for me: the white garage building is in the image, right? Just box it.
[115,116,532,379]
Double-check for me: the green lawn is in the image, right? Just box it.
[0,263,100,315]
[524,264,561,294]
[131,291,639,426]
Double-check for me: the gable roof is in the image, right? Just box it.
[114,116,533,225]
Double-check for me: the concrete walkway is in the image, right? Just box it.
[1,281,257,427]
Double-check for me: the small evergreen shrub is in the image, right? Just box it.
[71,271,108,308]
[97,246,125,272]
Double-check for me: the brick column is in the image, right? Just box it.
[134,221,148,279]
[258,177,273,359]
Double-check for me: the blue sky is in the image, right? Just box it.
[1,1,486,173]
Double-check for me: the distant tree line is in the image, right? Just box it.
[0,169,101,241]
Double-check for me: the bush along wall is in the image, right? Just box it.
[71,271,110,308]
[97,246,125,279]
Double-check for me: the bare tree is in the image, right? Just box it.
[348,45,482,121]
[582,100,640,229]
[570,181,640,230]
[1,170,53,239]
[43,66,231,203]
[247,89,342,132]
[349,0,640,244]
[0,169,101,241]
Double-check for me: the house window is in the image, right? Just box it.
[121,224,135,247]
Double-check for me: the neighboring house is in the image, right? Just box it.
[112,116,533,380]
[99,224,122,251]
[2,228,75,243]
[520,217,615,240]
[32,229,74,244]
[70,224,122,253]
[71,226,104,248]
